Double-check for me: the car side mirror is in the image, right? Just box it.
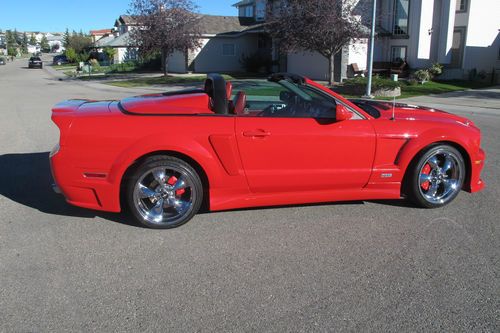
[336,104,353,121]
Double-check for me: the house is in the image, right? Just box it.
[96,16,140,63]
[0,32,6,56]
[374,0,500,81]
[47,34,65,52]
[232,0,369,81]
[90,29,113,43]
[103,13,266,71]
[105,0,499,81]
[168,15,266,73]
[27,44,41,54]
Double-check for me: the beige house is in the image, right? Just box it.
[374,0,500,81]
[168,15,267,73]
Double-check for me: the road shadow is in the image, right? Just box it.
[0,152,414,226]
[0,152,139,227]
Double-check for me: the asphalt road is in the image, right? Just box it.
[0,58,499,332]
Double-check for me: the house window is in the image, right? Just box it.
[239,5,254,18]
[391,46,407,63]
[255,0,266,21]
[393,0,410,36]
[456,0,467,12]
[222,44,235,56]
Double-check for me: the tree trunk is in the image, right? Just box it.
[328,53,335,86]
[161,49,169,76]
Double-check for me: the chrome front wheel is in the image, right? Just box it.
[127,156,203,228]
[408,145,465,208]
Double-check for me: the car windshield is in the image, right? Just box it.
[31,57,41,61]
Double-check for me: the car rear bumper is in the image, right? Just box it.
[50,145,121,213]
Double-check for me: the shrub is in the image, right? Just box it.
[428,63,443,77]
[113,62,137,73]
[343,76,401,90]
[407,78,418,86]
[103,47,117,64]
[65,47,77,63]
[413,69,431,83]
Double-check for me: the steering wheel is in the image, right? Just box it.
[259,104,278,117]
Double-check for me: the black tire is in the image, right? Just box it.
[126,156,203,229]
[406,144,465,208]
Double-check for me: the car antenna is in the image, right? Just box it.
[391,96,396,121]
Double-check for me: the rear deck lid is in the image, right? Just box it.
[119,90,213,115]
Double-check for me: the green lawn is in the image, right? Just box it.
[397,80,492,99]
[106,74,235,87]
[53,64,78,71]
[342,80,493,100]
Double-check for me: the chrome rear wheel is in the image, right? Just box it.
[127,156,203,228]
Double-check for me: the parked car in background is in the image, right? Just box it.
[28,57,43,69]
[0,57,5,65]
[53,55,69,66]
[50,73,486,229]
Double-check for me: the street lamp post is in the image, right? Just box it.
[364,0,377,98]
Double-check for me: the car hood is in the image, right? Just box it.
[363,100,474,126]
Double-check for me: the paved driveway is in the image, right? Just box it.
[0,59,498,332]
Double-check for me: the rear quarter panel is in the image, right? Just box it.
[62,107,249,211]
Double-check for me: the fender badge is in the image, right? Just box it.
[381,173,393,178]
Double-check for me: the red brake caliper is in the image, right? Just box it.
[167,176,185,197]
[421,164,431,191]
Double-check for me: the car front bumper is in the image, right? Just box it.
[468,147,485,193]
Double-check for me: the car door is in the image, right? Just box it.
[234,86,376,194]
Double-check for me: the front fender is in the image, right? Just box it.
[396,127,478,187]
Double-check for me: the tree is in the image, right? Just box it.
[65,47,77,63]
[21,32,28,54]
[6,30,17,48]
[103,47,117,64]
[63,28,71,48]
[266,0,368,85]
[13,29,21,44]
[7,47,17,58]
[67,34,92,54]
[40,35,50,52]
[29,33,37,46]
[128,0,202,76]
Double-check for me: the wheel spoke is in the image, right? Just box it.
[152,169,166,186]
[137,183,156,199]
[173,199,189,214]
[149,198,164,222]
[173,176,187,191]
[441,155,454,174]
[427,182,439,197]
[442,179,459,195]
[420,173,432,185]
[427,156,440,170]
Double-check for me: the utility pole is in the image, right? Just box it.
[364,0,377,98]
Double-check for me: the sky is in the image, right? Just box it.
[0,0,237,33]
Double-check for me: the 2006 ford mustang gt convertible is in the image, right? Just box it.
[50,73,485,228]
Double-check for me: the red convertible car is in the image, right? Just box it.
[50,73,485,228]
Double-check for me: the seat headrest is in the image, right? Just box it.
[226,82,233,100]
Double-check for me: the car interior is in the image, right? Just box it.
[204,73,339,119]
